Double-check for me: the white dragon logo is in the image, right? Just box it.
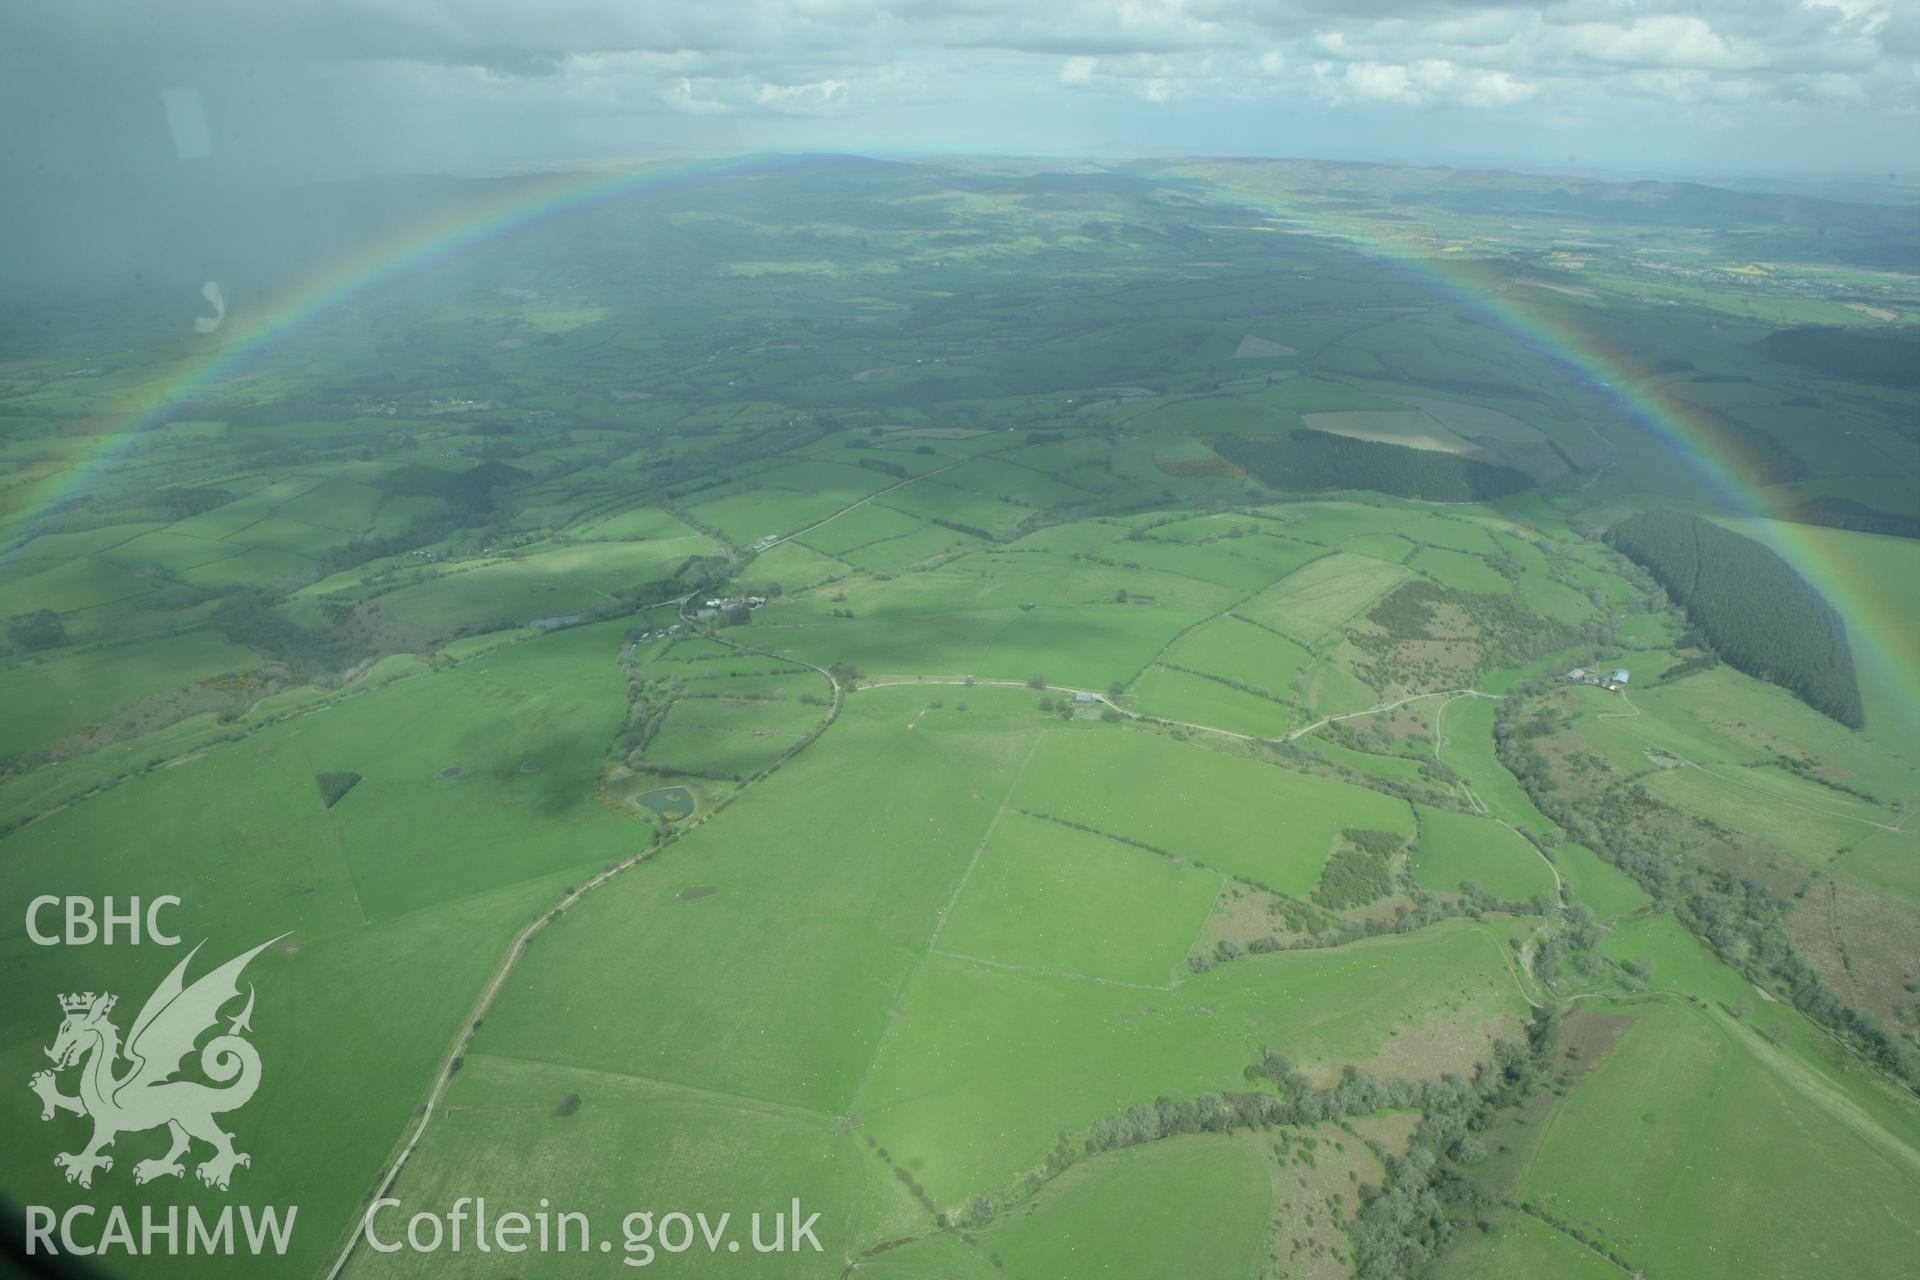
[29,936,283,1191]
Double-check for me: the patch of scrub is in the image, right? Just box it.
[436,766,465,779]
[676,885,716,902]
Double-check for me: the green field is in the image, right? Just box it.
[1433,693,1560,840]
[0,626,638,1279]
[936,811,1223,985]
[370,539,717,636]
[473,689,1042,1115]
[1409,805,1558,902]
[1516,1001,1920,1279]
[1129,663,1297,740]
[1429,1208,1623,1280]
[0,630,261,757]
[3,149,1918,1280]
[856,954,1252,1204]
[1553,842,1652,921]
[1411,545,1512,595]
[1011,728,1414,896]
[858,920,1524,1207]
[1166,612,1315,694]
[0,556,160,615]
[1236,553,1411,645]
[932,1137,1271,1279]
[1204,920,1530,1074]
[644,679,829,779]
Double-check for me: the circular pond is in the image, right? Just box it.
[633,785,695,821]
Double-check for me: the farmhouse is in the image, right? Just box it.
[1073,691,1095,704]
[1566,666,1631,691]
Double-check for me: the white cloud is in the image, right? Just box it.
[1054,50,1220,101]
[1287,2,1915,110]
[1,0,1912,175]
[1313,57,1541,108]
[756,78,849,113]
[1549,16,1767,71]
[663,77,728,113]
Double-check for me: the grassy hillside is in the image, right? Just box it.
[2,155,1916,1280]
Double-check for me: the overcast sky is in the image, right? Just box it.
[5,1,1917,182]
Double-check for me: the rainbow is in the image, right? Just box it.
[6,155,1914,738]
[1335,232,1920,743]
[0,154,735,555]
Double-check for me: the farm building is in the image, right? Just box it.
[1073,690,1096,704]
[1611,668,1630,686]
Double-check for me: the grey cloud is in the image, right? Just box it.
[0,1,1911,179]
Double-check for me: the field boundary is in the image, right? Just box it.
[929,947,1175,992]
[842,731,1045,1117]
[757,458,966,552]
[321,628,845,1280]
[1598,691,1912,834]
[1431,692,1564,901]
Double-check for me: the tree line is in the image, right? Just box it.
[1494,681,1920,1088]
[1060,1006,1566,1280]
[1605,508,1864,727]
